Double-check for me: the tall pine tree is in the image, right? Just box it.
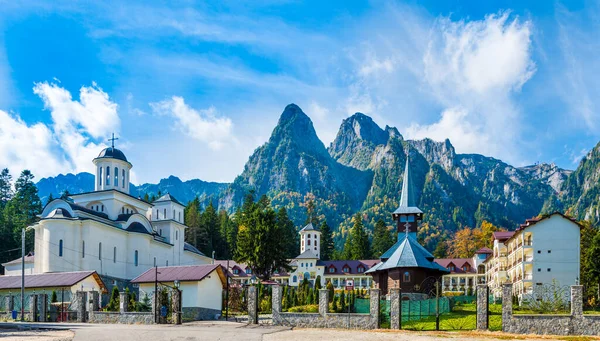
[276,207,298,258]
[371,219,394,258]
[319,221,334,261]
[349,213,370,260]
[4,170,42,253]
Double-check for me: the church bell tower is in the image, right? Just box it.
[392,157,423,240]
[92,134,133,194]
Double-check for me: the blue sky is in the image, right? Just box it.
[0,0,599,184]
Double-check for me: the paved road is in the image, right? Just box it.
[0,321,558,341]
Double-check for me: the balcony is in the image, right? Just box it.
[524,274,533,281]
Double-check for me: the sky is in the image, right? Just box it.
[1,0,599,184]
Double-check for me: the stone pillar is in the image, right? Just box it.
[272,286,283,324]
[390,288,401,330]
[89,291,100,312]
[5,295,14,312]
[119,292,129,313]
[571,285,583,317]
[318,289,329,316]
[38,294,47,322]
[369,288,380,329]
[247,286,258,324]
[171,289,182,325]
[501,283,513,332]
[29,294,38,322]
[476,284,488,330]
[76,291,87,323]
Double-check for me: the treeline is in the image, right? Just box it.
[0,169,42,267]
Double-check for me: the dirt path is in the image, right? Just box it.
[0,328,74,341]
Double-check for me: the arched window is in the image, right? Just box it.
[82,241,85,258]
[314,234,317,238]
[98,167,102,186]
[98,242,102,260]
[166,260,168,266]
[153,257,156,267]
[179,212,181,222]
[156,210,159,219]
[173,209,175,220]
[122,169,125,188]
[175,230,178,240]
[106,166,110,185]
[307,239,311,246]
[164,209,166,219]
[113,247,117,263]
[403,271,411,282]
[134,250,139,266]
[114,167,118,186]
[292,275,297,283]
[59,240,63,257]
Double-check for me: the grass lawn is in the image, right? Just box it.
[400,303,502,331]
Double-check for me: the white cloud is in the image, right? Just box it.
[403,12,535,164]
[0,82,120,178]
[150,96,233,150]
[33,82,119,174]
[0,110,65,178]
[424,12,535,96]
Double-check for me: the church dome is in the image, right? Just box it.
[96,147,128,162]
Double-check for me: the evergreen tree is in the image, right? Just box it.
[4,170,42,251]
[339,291,346,312]
[326,280,334,303]
[371,219,394,258]
[332,295,338,312]
[0,168,12,207]
[319,221,334,261]
[60,189,70,200]
[314,275,322,290]
[184,197,208,253]
[235,194,290,280]
[106,286,120,311]
[582,222,600,290]
[342,234,353,260]
[219,209,237,258]
[202,201,224,258]
[276,207,298,258]
[47,193,54,204]
[349,213,370,260]
[143,193,150,203]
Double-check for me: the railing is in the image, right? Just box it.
[524,274,533,280]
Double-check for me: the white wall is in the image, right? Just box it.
[4,263,34,276]
[138,274,223,311]
[529,215,580,286]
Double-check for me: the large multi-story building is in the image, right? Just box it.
[435,248,490,295]
[6,144,211,286]
[485,213,581,301]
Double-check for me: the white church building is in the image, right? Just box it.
[28,145,211,283]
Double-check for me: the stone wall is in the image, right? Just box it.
[182,307,221,321]
[270,285,380,330]
[89,311,154,324]
[502,284,600,336]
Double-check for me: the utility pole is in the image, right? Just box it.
[225,260,229,320]
[20,228,25,322]
[154,266,158,323]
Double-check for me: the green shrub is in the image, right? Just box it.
[287,304,318,313]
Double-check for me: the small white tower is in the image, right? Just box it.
[93,134,132,194]
[299,223,321,259]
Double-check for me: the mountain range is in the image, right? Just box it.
[36,103,599,248]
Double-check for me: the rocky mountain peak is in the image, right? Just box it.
[270,104,324,150]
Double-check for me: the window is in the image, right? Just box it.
[538,268,541,272]
[407,215,415,222]
[449,265,455,272]
[114,167,118,186]
[462,265,469,272]
[547,268,551,272]
[166,260,168,266]
[314,234,317,239]
[537,250,541,254]
[106,166,110,185]
[101,205,104,212]
[310,263,313,267]
[122,169,125,188]
[134,250,139,266]
[292,275,297,283]
[154,257,156,267]
[173,209,175,220]
[245,268,252,274]
[233,269,239,274]
[343,266,350,273]
[403,271,411,282]
[59,239,63,257]
[358,266,365,273]
[308,234,311,239]
[99,167,103,186]
[164,209,166,219]
[176,231,178,240]
[179,212,181,222]
[82,241,85,258]
[548,250,551,254]
[307,239,311,246]
[99,242,102,260]
[156,210,159,219]
[329,267,335,273]
[301,263,304,267]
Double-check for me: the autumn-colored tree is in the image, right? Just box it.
[446,221,504,258]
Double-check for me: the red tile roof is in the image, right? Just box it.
[434,258,476,274]
[492,231,515,241]
[475,247,493,254]
[0,271,105,292]
[131,264,224,285]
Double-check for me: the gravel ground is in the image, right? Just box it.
[0,328,74,341]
